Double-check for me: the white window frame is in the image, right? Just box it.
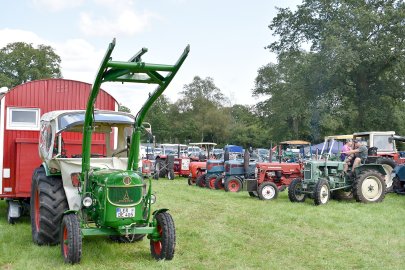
[6,107,41,131]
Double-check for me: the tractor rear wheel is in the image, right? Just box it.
[376,157,396,192]
[150,212,176,261]
[224,177,242,192]
[196,174,206,188]
[31,167,68,245]
[258,182,279,200]
[288,178,306,203]
[61,214,82,264]
[155,159,167,178]
[205,174,218,189]
[214,176,224,190]
[353,170,386,203]
[314,179,330,205]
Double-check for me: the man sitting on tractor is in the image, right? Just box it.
[343,140,368,173]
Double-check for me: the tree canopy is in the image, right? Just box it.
[253,0,405,142]
[0,42,62,89]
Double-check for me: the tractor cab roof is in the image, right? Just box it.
[41,110,135,133]
[279,140,311,146]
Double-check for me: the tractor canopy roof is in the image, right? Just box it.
[280,140,310,146]
[353,131,396,136]
[224,145,243,153]
[41,110,135,133]
[324,134,353,140]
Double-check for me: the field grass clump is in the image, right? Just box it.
[1,177,405,269]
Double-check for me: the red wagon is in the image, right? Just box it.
[0,79,118,223]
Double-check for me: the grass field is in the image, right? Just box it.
[1,177,405,270]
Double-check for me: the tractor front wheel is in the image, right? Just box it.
[61,214,82,264]
[205,174,218,189]
[314,179,330,205]
[150,212,176,261]
[214,176,224,190]
[258,182,279,200]
[196,174,206,188]
[31,167,68,245]
[288,178,306,203]
[224,177,242,192]
[353,170,386,203]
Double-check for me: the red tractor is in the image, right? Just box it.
[245,140,310,200]
[154,144,189,179]
[186,142,217,185]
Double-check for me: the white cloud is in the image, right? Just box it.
[79,9,156,37]
[0,29,45,48]
[31,0,84,12]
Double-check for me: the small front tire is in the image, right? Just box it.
[61,214,82,264]
[150,212,176,261]
[314,179,330,205]
[258,182,279,200]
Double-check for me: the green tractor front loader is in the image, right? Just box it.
[30,39,189,264]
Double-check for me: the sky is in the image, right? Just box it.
[0,0,303,112]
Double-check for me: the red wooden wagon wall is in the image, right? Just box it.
[0,79,118,198]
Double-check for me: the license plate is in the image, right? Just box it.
[116,208,135,218]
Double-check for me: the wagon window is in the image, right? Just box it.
[7,107,40,130]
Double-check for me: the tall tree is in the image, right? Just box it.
[177,76,230,142]
[267,0,405,132]
[0,42,62,88]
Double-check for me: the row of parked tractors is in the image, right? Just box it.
[184,132,405,205]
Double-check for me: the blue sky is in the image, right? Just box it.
[0,0,302,111]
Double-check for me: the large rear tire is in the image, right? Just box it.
[61,214,82,264]
[353,170,386,203]
[288,178,306,203]
[155,159,167,178]
[31,167,68,245]
[376,157,396,192]
[150,212,176,261]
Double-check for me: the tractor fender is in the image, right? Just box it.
[356,164,386,176]
[152,208,169,219]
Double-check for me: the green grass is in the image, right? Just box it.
[1,177,405,270]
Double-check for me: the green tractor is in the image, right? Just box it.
[30,39,189,263]
[288,138,387,205]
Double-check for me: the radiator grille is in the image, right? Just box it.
[108,186,142,206]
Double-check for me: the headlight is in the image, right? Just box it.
[82,196,93,207]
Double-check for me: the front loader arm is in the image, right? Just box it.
[81,38,190,191]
